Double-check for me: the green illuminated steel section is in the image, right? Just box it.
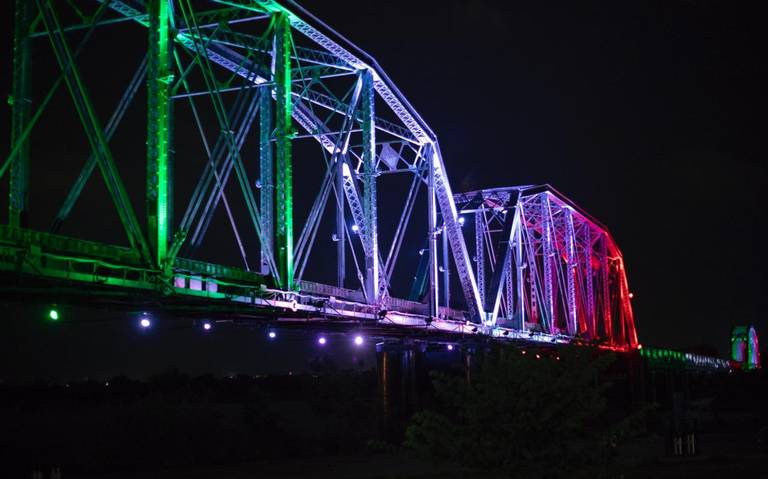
[639,345,730,370]
[147,0,173,269]
[9,0,32,228]
[35,0,151,264]
[259,84,274,275]
[274,13,294,290]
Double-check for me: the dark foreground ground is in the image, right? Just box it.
[55,432,767,479]
[4,365,767,478]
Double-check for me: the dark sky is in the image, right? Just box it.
[295,0,766,354]
[1,0,766,380]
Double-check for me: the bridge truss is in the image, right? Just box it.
[1,0,638,350]
[454,185,638,347]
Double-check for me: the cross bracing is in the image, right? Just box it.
[453,185,638,347]
[1,0,638,350]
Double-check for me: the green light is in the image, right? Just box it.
[48,309,59,320]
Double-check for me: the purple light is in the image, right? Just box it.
[447,344,454,351]
[268,331,277,339]
[203,322,212,331]
[140,318,151,328]
[318,336,327,345]
[354,335,364,346]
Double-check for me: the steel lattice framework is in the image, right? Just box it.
[454,185,638,347]
[1,0,638,349]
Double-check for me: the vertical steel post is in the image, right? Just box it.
[600,234,613,343]
[259,87,274,275]
[361,70,378,302]
[335,159,346,287]
[504,245,514,319]
[541,194,555,333]
[274,13,294,290]
[515,206,526,330]
[565,208,578,335]
[584,226,595,337]
[147,0,172,269]
[475,210,485,303]
[9,0,32,228]
[426,146,439,318]
[442,219,450,307]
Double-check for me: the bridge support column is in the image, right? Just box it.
[377,342,424,439]
[147,0,173,270]
[9,0,32,229]
[274,13,294,290]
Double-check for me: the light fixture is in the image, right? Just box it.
[202,321,212,331]
[48,308,59,321]
[351,224,359,233]
[458,216,465,226]
[447,344,454,351]
[318,336,327,345]
[140,317,151,329]
[354,335,364,346]
[268,331,277,339]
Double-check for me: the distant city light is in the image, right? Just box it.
[628,292,634,299]
[48,309,59,321]
[447,344,454,351]
[318,336,327,345]
[140,318,151,328]
[203,321,212,331]
[354,335,364,346]
[268,331,277,339]
[351,224,359,233]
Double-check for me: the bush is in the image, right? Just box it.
[405,345,642,478]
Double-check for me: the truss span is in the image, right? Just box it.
[2,1,638,350]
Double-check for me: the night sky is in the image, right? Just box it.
[1,0,765,380]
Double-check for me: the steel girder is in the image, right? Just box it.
[453,185,638,348]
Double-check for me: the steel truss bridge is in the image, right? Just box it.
[2,0,638,350]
